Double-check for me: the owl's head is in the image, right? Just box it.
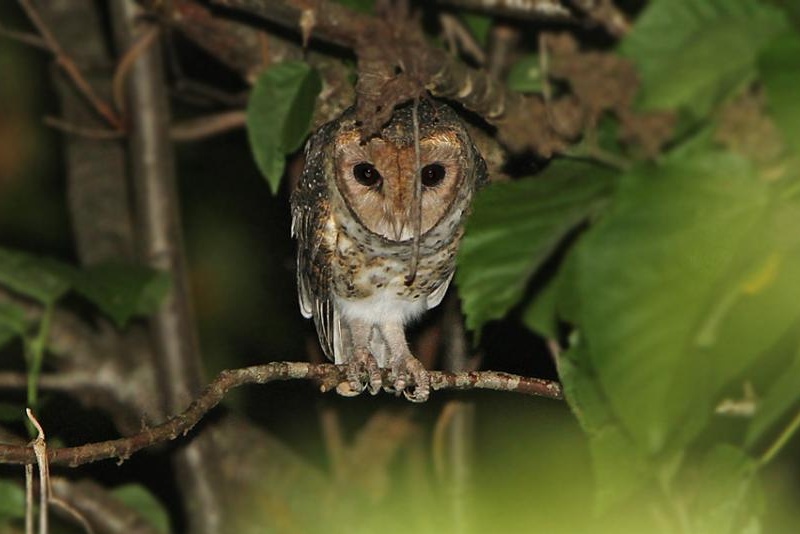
[329,100,485,242]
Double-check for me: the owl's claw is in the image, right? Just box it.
[338,348,382,397]
[387,354,430,403]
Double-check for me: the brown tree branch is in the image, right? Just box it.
[110,3,227,533]
[0,362,562,467]
[192,0,577,155]
[438,0,574,20]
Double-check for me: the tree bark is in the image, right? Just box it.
[109,2,225,532]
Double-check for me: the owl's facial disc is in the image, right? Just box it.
[335,129,465,242]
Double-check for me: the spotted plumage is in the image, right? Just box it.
[291,99,486,401]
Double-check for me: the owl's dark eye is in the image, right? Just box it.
[421,163,446,187]
[352,163,382,187]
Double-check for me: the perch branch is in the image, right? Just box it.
[0,362,562,467]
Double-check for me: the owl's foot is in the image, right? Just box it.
[387,354,430,403]
[336,348,382,397]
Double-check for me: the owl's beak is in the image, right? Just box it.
[389,214,406,241]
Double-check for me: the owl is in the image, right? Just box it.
[291,98,486,402]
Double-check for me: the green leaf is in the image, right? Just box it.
[588,426,651,513]
[688,445,759,534]
[0,480,25,520]
[758,31,800,157]
[0,301,26,348]
[620,0,788,117]
[461,13,492,47]
[565,149,800,455]
[507,55,543,94]
[111,484,171,534]
[0,247,72,305]
[522,271,562,339]
[456,160,617,333]
[70,263,171,327]
[558,348,650,512]
[558,345,613,435]
[246,61,322,194]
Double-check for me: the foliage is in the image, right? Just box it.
[111,484,172,534]
[506,55,543,94]
[456,160,616,333]
[246,61,322,194]
[619,0,788,119]
[0,245,169,425]
[0,480,25,520]
[456,0,800,530]
[0,247,170,332]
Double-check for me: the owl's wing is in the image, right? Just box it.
[426,270,454,310]
[291,131,340,362]
[291,202,340,361]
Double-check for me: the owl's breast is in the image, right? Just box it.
[330,211,461,325]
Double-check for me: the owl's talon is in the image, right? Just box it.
[388,354,430,402]
[403,368,430,402]
[367,370,383,396]
[403,384,430,403]
[339,349,382,397]
[336,381,362,397]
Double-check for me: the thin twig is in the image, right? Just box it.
[170,110,247,142]
[406,98,423,285]
[439,13,486,66]
[539,33,552,103]
[26,463,33,534]
[44,116,126,140]
[567,0,630,37]
[486,23,519,80]
[0,371,96,391]
[0,23,48,50]
[111,25,160,117]
[17,0,123,129]
[0,362,562,467]
[26,409,49,534]
[48,498,95,534]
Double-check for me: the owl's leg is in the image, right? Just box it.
[337,318,382,396]
[381,322,430,403]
